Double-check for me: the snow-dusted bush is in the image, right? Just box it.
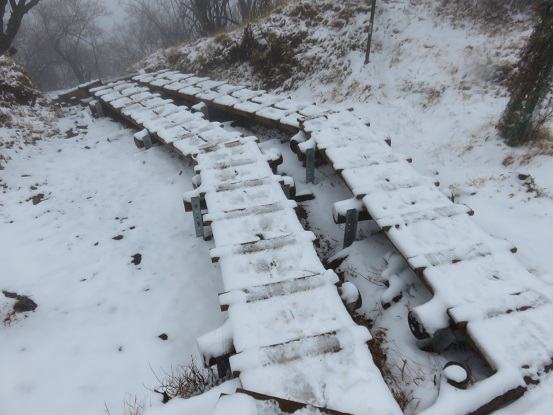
[0,54,40,106]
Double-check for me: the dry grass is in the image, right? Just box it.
[104,396,149,415]
[358,320,439,412]
[520,126,553,164]
[367,327,422,411]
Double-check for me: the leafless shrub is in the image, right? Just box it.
[104,396,148,415]
[150,357,222,402]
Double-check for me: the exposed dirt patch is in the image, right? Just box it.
[3,290,38,324]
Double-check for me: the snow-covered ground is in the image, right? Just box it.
[0,107,224,415]
[1,0,553,414]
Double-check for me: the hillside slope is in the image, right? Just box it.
[139,0,553,275]
[0,55,59,170]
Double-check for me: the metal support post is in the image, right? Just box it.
[364,0,377,65]
[306,148,315,184]
[191,196,205,238]
[343,209,359,248]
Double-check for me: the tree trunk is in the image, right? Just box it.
[0,9,25,54]
[498,1,553,146]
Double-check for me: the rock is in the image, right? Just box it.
[30,193,44,205]
[131,253,142,265]
[158,333,168,341]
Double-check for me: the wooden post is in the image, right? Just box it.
[343,209,359,248]
[142,132,152,150]
[306,148,315,184]
[95,100,105,118]
[191,196,205,238]
[364,0,377,65]
[281,184,291,199]
[216,355,232,379]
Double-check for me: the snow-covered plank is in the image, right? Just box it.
[211,230,313,261]
[386,214,507,261]
[323,139,394,164]
[203,181,288,214]
[164,72,193,82]
[194,159,277,192]
[410,251,546,335]
[375,203,473,231]
[150,72,181,87]
[218,272,338,310]
[109,96,133,109]
[195,84,244,102]
[235,339,402,415]
[196,127,242,144]
[166,76,209,93]
[361,184,453,221]
[255,106,295,122]
[132,69,170,83]
[273,99,312,112]
[231,88,267,100]
[210,207,304,247]
[205,200,298,226]
[468,303,553,375]
[407,239,516,272]
[226,284,354,352]
[192,79,227,92]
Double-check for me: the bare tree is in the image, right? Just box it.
[119,0,193,49]
[14,0,110,89]
[181,0,238,37]
[0,0,41,54]
[236,0,277,20]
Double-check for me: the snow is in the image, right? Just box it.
[443,364,468,384]
[0,107,223,415]
[3,0,553,414]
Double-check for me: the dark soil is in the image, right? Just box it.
[2,290,37,313]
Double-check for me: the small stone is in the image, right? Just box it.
[158,333,168,341]
[131,253,142,265]
[112,235,123,241]
[31,193,44,205]
[518,174,529,180]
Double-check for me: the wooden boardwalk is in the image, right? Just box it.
[84,79,403,415]
[131,70,553,414]
[57,69,553,414]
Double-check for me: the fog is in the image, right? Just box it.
[8,0,279,91]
